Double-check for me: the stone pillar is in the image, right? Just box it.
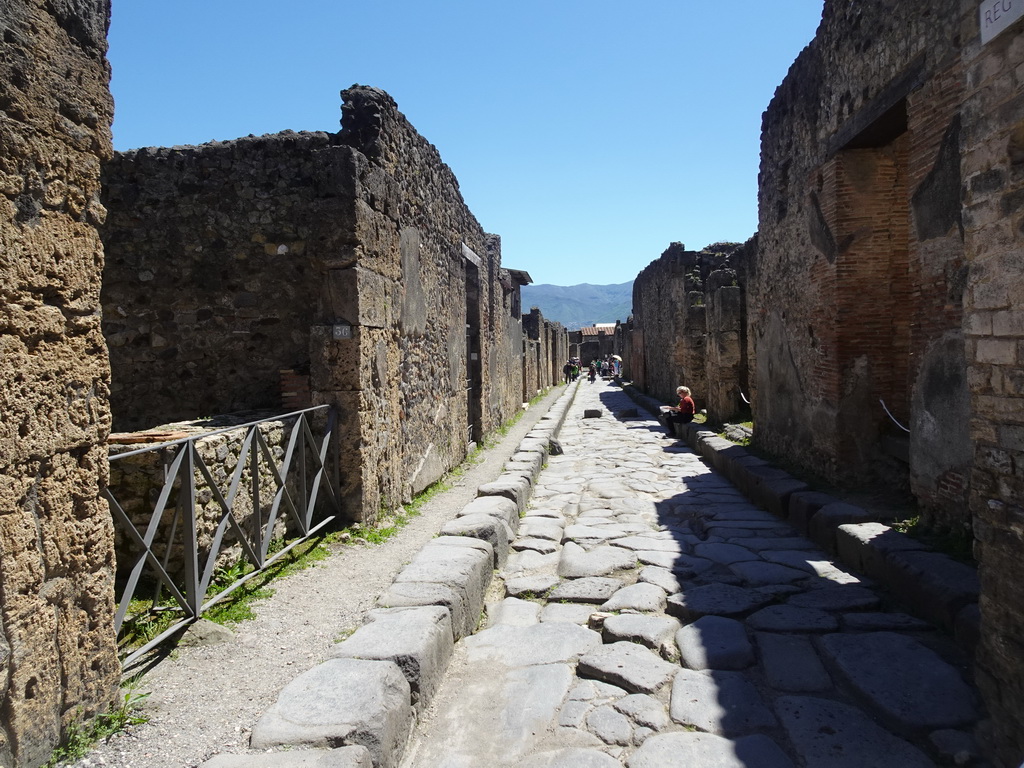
[0,1,120,765]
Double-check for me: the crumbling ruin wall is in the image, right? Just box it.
[103,86,527,524]
[101,132,334,430]
[522,308,566,398]
[753,0,968,520]
[629,242,747,419]
[961,10,1024,765]
[0,1,120,765]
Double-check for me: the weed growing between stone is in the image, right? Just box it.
[45,680,150,767]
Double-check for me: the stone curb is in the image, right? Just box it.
[620,384,980,655]
[230,383,580,768]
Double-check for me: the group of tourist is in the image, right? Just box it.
[563,356,622,384]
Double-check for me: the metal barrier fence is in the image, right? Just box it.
[104,405,342,667]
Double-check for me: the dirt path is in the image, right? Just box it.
[73,385,569,768]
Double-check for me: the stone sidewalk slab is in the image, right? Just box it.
[329,606,452,710]
[250,658,411,768]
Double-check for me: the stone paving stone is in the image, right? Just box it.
[549,576,624,603]
[633,550,680,570]
[612,694,670,731]
[561,523,620,543]
[728,560,810,587]
[558,699,591,728]
[840,611,934,632]
[610,536,683,553]
[505,574,558,598]
[928,729,982,764]
[666,583,774,620]
[250,658,411,768]
[586,704,634,745]
[669,668,777,736]
[775,696,935,768]
[465,621,602,668]
[627,732,795,768]
[523,507,566,521]
[746,605,839,632]
[202,747,374,768]
[819,632,978,730]
[743,537,821,552]
[602,614,680,657]
[676,616,754,670]
[577,641,679,694]
[511,537,560,555]
[520,748,623,768]
[759,549,829,572]
[487,597,541,627]
[693,542,759,564]
[540,603,596,625]
[786,584,880,611]
[755,632,832,692]
[409,664,575,767]
[519,518,566,542]
[637,566,683,594]
[503,550,560,578]
[559,541,638,577]
[601,582,667,612]
[568,679,628,702]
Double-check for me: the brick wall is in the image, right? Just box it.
[753,0,970,522]
[0,1,120,765]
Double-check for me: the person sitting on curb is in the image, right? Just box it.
[658,385,696,437]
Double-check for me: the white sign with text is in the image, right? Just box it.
[980,0,1024,44]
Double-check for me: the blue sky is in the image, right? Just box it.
[108,1,824,286]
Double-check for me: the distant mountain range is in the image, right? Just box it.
[521,281,633,331]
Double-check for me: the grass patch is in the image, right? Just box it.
[891,514,974,562]
[45,680,150,767]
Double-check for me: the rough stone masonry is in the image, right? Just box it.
[0,1,121,766]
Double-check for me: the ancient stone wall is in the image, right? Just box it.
[0,1,120,765]
[960,7,1024,765]
[103,86,528,525]
[522,308,567,397]
[101,132,335,430]
[629,242,747,420]
[752,0,969,523]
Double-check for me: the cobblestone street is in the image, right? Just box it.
[402,380,982,768]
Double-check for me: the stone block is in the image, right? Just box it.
[377,582,469,641]
[393,543,492,638]
[834,523,928,580]
[750,477,810,519]
[807,503,875,554]
[439,515,509,568]
[787,491,841,535]
[250,658,412,768]
[330,606,453,711]
[458,495,520,535]
[884,550,980,631]
[478,475,532,512]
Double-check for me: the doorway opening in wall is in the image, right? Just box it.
[465,259,483,446]
[832,97,912,488]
